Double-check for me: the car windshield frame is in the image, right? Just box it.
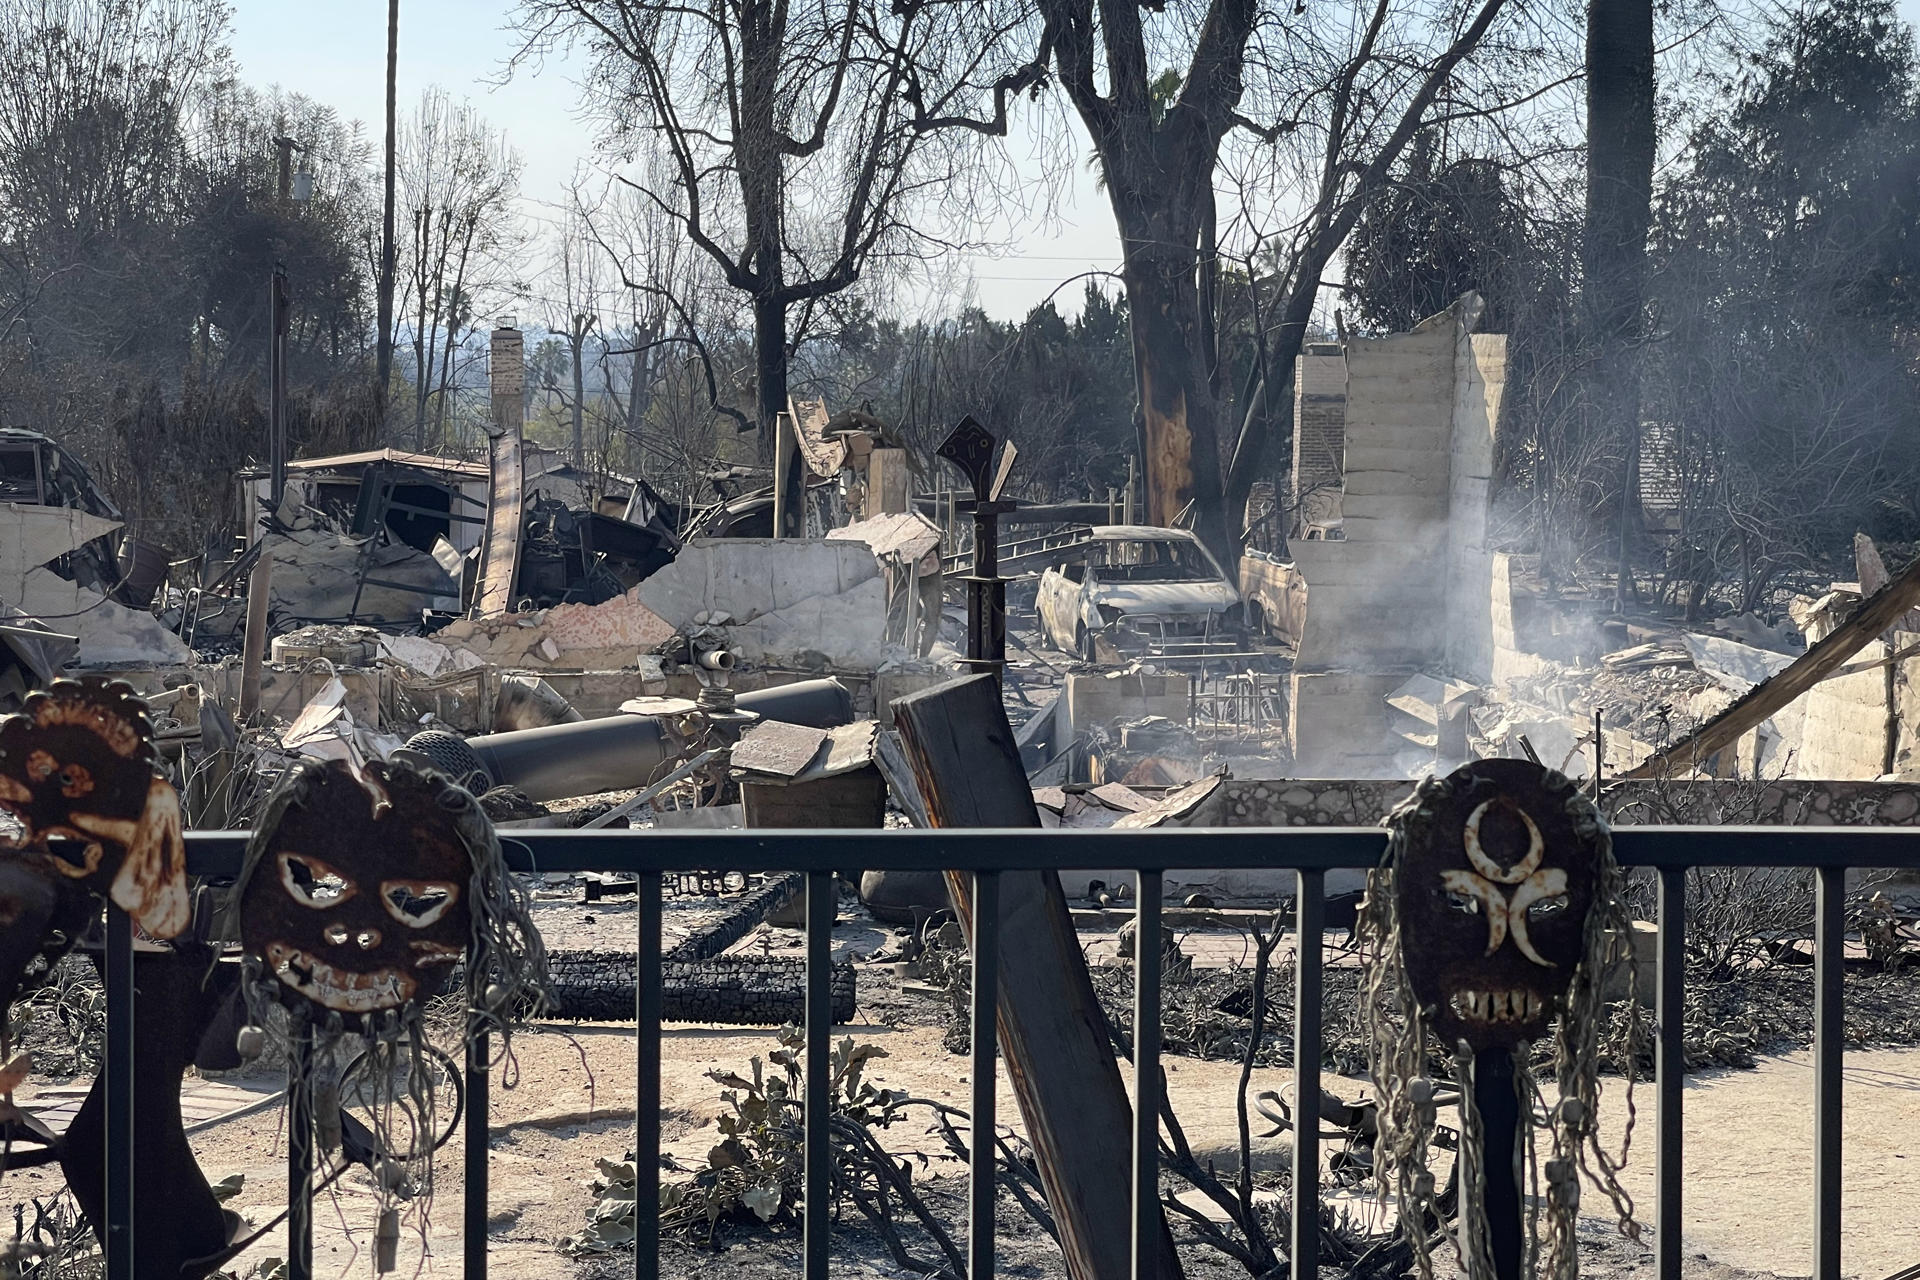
[1088,537,1223,584]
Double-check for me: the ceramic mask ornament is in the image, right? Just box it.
[230,756,547,1275]
[240,757,474,1017]
[0,679,189,940]
[1359,759,1644,1280]
[1394,759,1597,1051]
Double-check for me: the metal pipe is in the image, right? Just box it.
[463,678,852,802]
[968,871,1000,1280]
[1813,866,1844,1280]
[1656,868,1685,1280]
[803,869,833,1276]
[465,1027,488,1280]
[1292,869,1324,1280]
[634,871,663,1277]
[104,905,135,1280]
[288,1015,314,1280]
[1131,868,1162,1280]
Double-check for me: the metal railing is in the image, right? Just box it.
[76,825,1920,1280]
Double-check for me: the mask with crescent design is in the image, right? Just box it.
[1393,758,1598,1049]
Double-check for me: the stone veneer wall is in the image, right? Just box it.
[1290,345,1348,533]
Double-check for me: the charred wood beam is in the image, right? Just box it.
[1616,552,1920,780]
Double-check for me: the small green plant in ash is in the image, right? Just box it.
[10,960,105,1079]
[566,1025,972,1270]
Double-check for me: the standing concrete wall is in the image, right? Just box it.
[1286,297,1504,774]
[1445,331,1505,683]
[1291,307,1456,672]
[1797,636,1893,779]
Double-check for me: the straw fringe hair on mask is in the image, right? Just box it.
[1357,766,1645,1280]
[229,756,549,1271]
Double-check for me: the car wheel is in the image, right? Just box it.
[1077,624,1097,663]
[1247,599,1266,638]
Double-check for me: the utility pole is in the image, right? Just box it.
[376,0,399,443]
[240,139,305,721]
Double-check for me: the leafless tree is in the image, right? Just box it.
[539,209,604,469]
[512,0,1044,532]
[567,160,756,503]
[394,86,524,452]
[0,0,228,364]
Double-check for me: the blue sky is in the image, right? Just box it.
[228,0,1920,323]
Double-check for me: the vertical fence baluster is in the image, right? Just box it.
[103,904,135,1280]
[968,871,1001,1280]
[1656,868,1685,1280]
[1132,868,1163,1280]
[1292,870,1324,1279]
[635,869,663,1278]
[288,1013,314,1280]
[1813,865,1844,1280]
[804,870,833,1279]
[465,1020,490,1280]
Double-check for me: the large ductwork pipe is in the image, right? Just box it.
[458,678,853,802]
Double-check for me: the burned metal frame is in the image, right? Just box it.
[73,824,1916,1280]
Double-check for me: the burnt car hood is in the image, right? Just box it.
[1088,580,1240,615]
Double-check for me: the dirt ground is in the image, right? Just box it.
[7,897,1919,1280]
[10,981,1915,1280]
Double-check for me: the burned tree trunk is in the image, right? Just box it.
[1039,0,1260,570]
[1120,221,1231,564]
[1583,0,1657,608]
[754,291,802,536]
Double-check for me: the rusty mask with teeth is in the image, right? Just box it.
[1393,758,1598,1050]
[239,757,474,1016]
[0,678,189,939]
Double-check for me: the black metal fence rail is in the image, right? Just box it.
[82,826,1919,1280]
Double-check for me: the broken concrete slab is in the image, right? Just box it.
[435,594,677,670]
[729,720,831,777]
[6,568,193,666]
[825,512,941,566]
[0,503,123,593]
[373,633,480,679]
[637,538,889,670]
[1112,775,1222,828]
[436,538,893,674]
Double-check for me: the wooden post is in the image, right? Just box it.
[773,410,793,539]
[239,266,290,721]
[892,675,1185,1280]
[473,323,525,616]
[1474,1051,1523,1280]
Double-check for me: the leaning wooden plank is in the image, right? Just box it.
[1617,552,1920,780]
[891,674,1184,1280]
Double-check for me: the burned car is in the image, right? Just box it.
[1037,526,1243,660]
